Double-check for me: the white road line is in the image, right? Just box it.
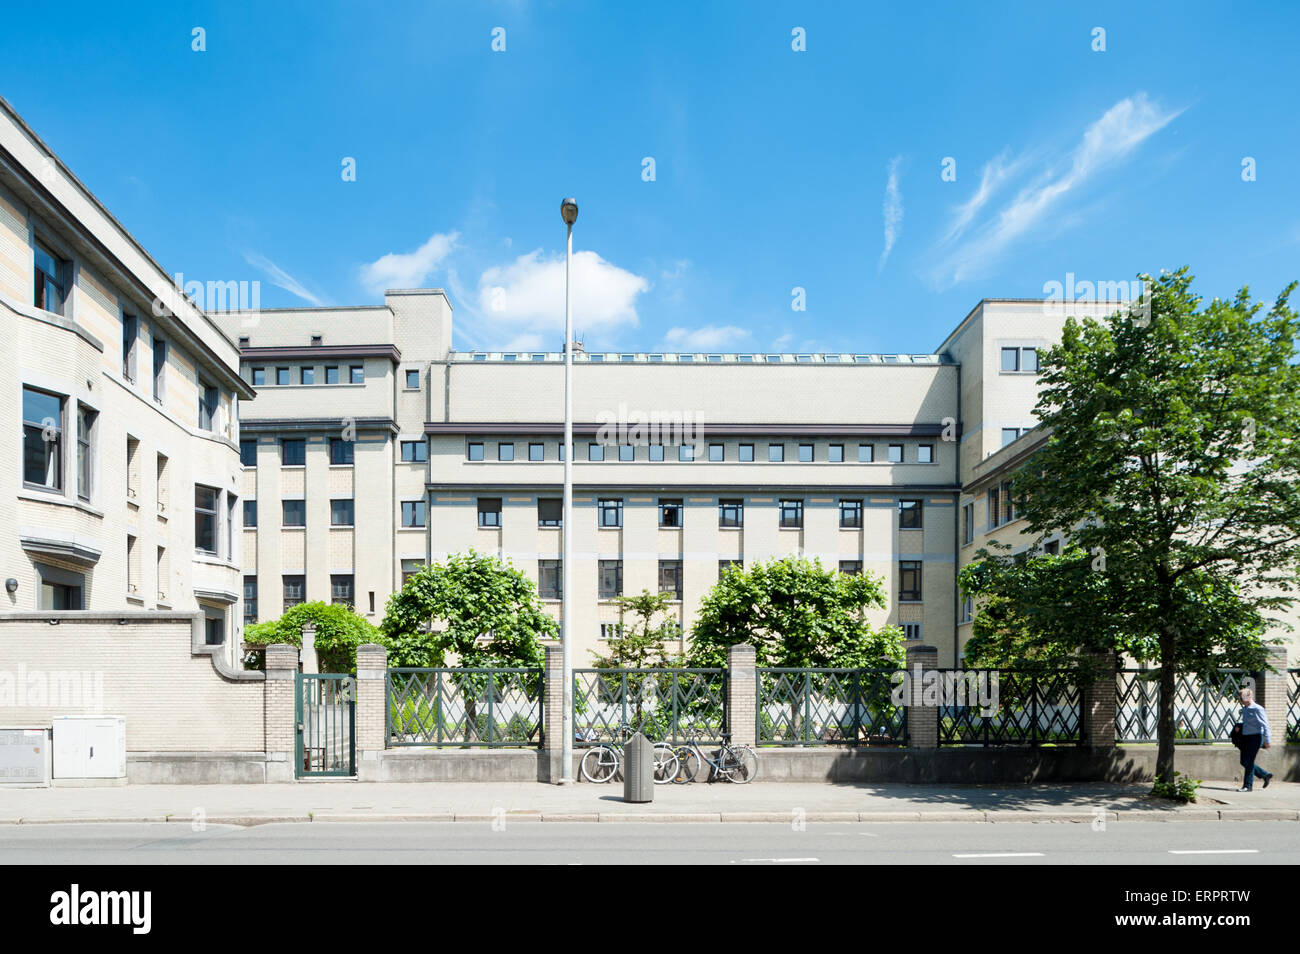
[953,852,1045,858]
[733,857,819,864]
[1168,849,1259,855]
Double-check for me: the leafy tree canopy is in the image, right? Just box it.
[243,601,379,674]
[589,589,684,668]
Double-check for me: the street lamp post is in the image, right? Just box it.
[559,197,578,783]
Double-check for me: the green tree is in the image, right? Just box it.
[589,590,682,669]
[686,556,904,668]
[242,601,379,674]
[969,269,1300,784]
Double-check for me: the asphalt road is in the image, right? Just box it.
[1,821,1296,864]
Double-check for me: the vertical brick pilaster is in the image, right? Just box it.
[355,643,387,781]
[727,643,757,748]
[1082,651,1118,749]
[1255,645,1289,754]
[541,644,565,783]
[905,644,939,749]
[264,643,298,782]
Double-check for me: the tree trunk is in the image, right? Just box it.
[1156,639,1177,783]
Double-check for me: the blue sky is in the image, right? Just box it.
[3,1,1298,353]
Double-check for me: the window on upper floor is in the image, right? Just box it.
[331,574,354,607]
[152,337,167,403]
[349,365,364,384]
[401,500,426,527]
[779,499,803,529]
[330,499,354,527]
[598,560,623,600]
[588,442,605,462]
[1002,428,1021,447]
[244,499,258,528]
[828,444,844,463]
[839,560,862,576]
[240,439,257,467]
[478,497,502,528]
[325,366,339,384]
[718,498,744,528]
[962,503,974,544]
[467,442,484,461]
[275,367,289,386]
[281,439,306,466]
[32,240,69,315]
[122,314,138,381]
[839,499,862,529]
[888,444,904,463]
[401,440,427,463]
[76,404,95,501]
[538,560,562,599]
[300,366,315,385]
[768,443,784,462]
[658,560,683,600]
[738,444,754,462]
[538,498,562,527]
[899,561,923,602]
[708,443,724,462]
[1001,346,1039,373]
[619,444,635,461]
[798,443,814,462]
[498,442,514,461]
[251,367,266,386]
[648,444,664,462]
[858,443,874,463]
[329,437,354,465]
[899,499,923,530]
[597,498,623,528]
[917,444,934,463]
[282,499,306,527]
[22,386,63,491]
[678,444,694,462]
[195,485,219,554]
[405,369,420,389]
[244,576,258,624]
[659,499,683,528]
[529,443,545,461]
[283,575,305,609]
[198,381,219,431]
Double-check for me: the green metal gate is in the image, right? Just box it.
[295,673,355,778]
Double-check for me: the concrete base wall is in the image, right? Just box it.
[127,752,274,784]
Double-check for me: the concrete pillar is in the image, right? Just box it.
[263,643,298,782]
[905,644,939,749]
[299,620,318,674]
[726,643,757,747]
[541,643,565,783]
[1255,645,1289,752]
[355,643,388,781]
[1081,651,1117,749]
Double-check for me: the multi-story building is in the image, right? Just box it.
[0,97,251,669]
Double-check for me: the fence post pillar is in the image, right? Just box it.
[355,643,388,781]
[299,620,318,673]
[1254,645,1289,753]
[726,644,757,747]
[541,644,565,783]
[905,644,939,749]
[1082,651,1117,749]
[263,643,298,782]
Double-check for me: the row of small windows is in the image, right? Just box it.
[473,497,925,530]
[241,437,428,467]
[1000,347,1039,373]
[466,352,940,365]
[250,365,365,386]
[244,574,367,623]
[467,441,935,464]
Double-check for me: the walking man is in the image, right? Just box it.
[1236,686,1274,792]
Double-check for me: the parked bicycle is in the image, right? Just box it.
[578,722,679,784]
[670,729,758,783]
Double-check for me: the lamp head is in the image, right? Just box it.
[560,197,579,227]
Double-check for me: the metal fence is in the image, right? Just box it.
[757,669,907,745]
[1287,670,1299,744]
[573,669,727,745]
[938,670,1082,746]
[1115,669,1250,744]
[387,668,543,747]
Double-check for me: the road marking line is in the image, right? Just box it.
[733,857,819,864]
[1168,849,1259,855]
[953,852,1045,858]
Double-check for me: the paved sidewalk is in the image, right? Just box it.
[1,778,1297,825]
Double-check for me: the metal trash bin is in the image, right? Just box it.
[622,731,655,803]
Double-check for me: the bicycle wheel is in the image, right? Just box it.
[722,745,758,783]
[672,745,701,784]
[652,743,679,785]
[580,746,619,783]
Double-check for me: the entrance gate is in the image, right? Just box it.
[295,673,355,777]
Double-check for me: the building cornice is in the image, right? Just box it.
[240,416,399,435]
[424,422,959,438]
[240,343,402,363]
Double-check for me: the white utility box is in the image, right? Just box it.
[0,727,51,786]
[52,716,127,779]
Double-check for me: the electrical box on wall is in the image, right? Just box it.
[52,716,126,779]
[0,728,51,787]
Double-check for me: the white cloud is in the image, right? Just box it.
[932,93,1183,287]
[662,324,751,351]
[942,149,1023,245]
[358,231,459,296]
[476,248,648,335]
[244,252,324,306]
[879,156,904,271]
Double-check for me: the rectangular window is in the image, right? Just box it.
[599,623,623,641]
[300,366,315,385]
[478,497,502,528]
[902,622,922,641]
[283,575,305,610]
[738,444,754,462]
[240,439,258,466]
[899,499,923,529]
[401,440,428,462]
[37,563,84,610]
[538,498,562,527]
[401,559,423,584]
[597,498,623,528]
[779,499,804,529]
[467,442,484,461]
[325,366,339,384]
[658,560,683,600]
[708,443,724,462]
[281,439,306,466]
[719,559,740,578]
[1022,347,1039,372]
[329,438,354,465]
[244,498,258,528]
[330,498,354,526]
[888,444,904,463]
[1001,480,1015,523]
[244,576,258,624]
[1001,428,1020,447]
[649,444,664,462]
[349,365,364,384]
[401,500,426,527]
[152,337,167,402]
[598,560,623,599]
[899,561,923,601]
[588,443,605,461]
[529,443,545,461]
[839,560,862,576]
[198,382,219,431]
[331,574,354,606]
[768,443,785,462]
[76,404,95,500]
[828,444,844,463]
[988,488,1001,528]
[798,443,814,462]
[203,613,225,646]
[719,498,744,528]
[32,240,68,314]
[858,444,874,463]
[619,444,635,461]
[1044,540,1061,556]
[963,503,974,544]
[122,315,138,381]
[558,442,566,461]
[961,595,974,623]
[282,499,306,527]
[498,442,514,461]
[917,444,933,464]
[251,367,266,386]
[22,386,63,490]
[1001,347,1020,372]
[405,369,420,389]
[538,560,562,600]
[227,495,237,560]
[839,499,862,529]
[195,485,219,553]
[678,444,694,462]
[659,498,683,528]
[275,367,289,386]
